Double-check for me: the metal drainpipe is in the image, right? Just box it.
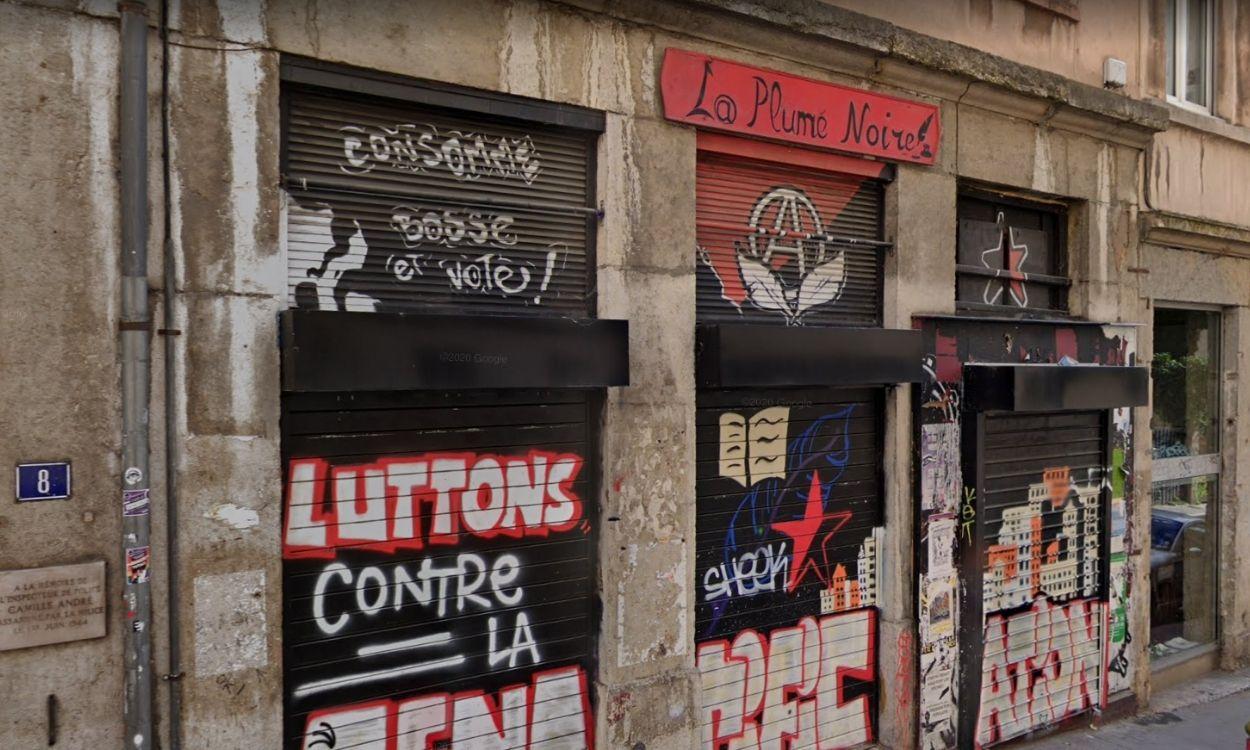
[119,2,154,749]
[158,0,184,746]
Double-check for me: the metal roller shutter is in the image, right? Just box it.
[281,389,597,750]
[279,72,604,750]
[694,387,882,749]
[283,86,595,317]
[695,152,883,327]
[976,411,1107,746]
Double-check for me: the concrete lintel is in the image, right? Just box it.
[666,0,1170,140]
[1140,210,1250,259]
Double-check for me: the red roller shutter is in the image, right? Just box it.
[695,149,884,327]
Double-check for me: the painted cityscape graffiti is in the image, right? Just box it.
[282,448,594,749]
[696,395,880,747]
[914,320,1138,750]
[982,467,1102,613]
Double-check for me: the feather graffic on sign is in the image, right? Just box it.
[699,185,853,325]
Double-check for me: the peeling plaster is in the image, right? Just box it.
[194,569,268,676]
[204,502,260,530]
[501,0,542,98]
[67,15,117,327]
[1096,143,1113,285]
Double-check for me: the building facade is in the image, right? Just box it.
[1,1,1248,748]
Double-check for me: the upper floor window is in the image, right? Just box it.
[956,192,1068,315]
[1166,0,1214,112]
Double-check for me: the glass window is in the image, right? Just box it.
[1151,308,1220,458]
[1150,307,1221,662]
[1166,0,1213,112]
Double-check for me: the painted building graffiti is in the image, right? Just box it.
[982,467,1102,613]
[914,319,1138,750]
[282,447,594,749]
[696,392,881,748]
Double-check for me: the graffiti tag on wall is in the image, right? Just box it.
[285,93,590,317]
[283,450,594,749]
[695,397,880,747]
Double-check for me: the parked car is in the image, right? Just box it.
[1149,505,1208,643]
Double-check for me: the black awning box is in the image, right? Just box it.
[281,310,628,391]
[696,324,924,388]
[964,363,1148,412]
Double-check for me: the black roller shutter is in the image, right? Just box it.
[694,387,882,748]
[975,411,1107,746]
[279,67,604,750]
[281,389,597,749]
[284,86,595,317]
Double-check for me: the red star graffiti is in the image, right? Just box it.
[772,471,853,593]
[979,212,1031,307]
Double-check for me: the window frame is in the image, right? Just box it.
[1166,0,1216,115]
[954,187,1070,317]
[1148,302,1223,664]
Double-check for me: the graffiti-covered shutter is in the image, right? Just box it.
[279,64,608,750]
[694,387,882,748]
[283,84,595,316]
[281,389,597,749]
[976,411,1106,746]
[695,150,883,326]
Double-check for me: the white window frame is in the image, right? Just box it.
[1166,0,1216,114]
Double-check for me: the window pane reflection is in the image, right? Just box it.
[1150,475,1218,657]
[1185,0,1209,106]
[1151,308,1219,458]
[1166,0,1176,96]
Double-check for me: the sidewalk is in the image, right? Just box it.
[1019,668,1250,749]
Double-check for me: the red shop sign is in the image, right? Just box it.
[661,48,941,165]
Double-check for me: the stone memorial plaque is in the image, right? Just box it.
[0,560,106,651]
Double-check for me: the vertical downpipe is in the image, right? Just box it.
[158,0,184,746]
[119,2,154,749]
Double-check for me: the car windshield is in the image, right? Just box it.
[1152,515,1184,551]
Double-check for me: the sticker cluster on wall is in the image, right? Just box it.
[914,321,1137,750]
